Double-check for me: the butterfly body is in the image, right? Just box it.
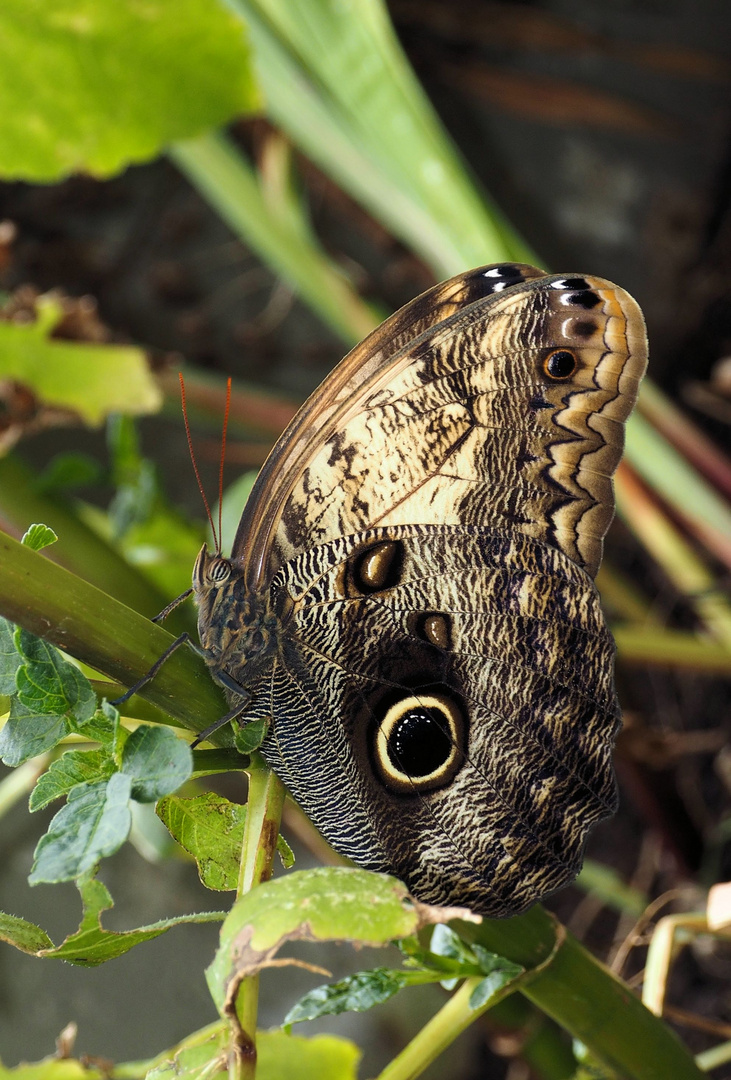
[192,263,648,916]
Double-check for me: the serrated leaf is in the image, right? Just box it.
[0,616,22,695]
[20,523,58,551]
[121,725,192,803]
[234,715,270,754]
[276,832,295,870]
[14,629,96,724]
[29,748,116,812]
[0,873,225,966]
[206,867,477,1015]
[28,773,133,884]
[285,968,410,1025]
[0,698,68,766]
[156,792,293,890]
[157,791,247,891]
[0,0,260,183]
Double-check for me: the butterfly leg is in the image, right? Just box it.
[190,692,252,749]
[110,631,195,706]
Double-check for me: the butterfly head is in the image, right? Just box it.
[192,545,279,686]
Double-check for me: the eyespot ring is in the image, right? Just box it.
[373,692,466,794]
[542,349,577,380]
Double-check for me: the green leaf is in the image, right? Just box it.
[28,773,133,884]
[121,725,192,803]
[0,698,68,766]
[257,1029,361,1080]
[206,867,475,1015]
[0,1056,105,1080]
[234,715,270,754]
[276,832,295,870]
[20,523,58,551]
[156,792,293,890]
[468,953,525,1010]
[29,748,116,812]
[157,791,247,891]
[285,968,411,1025]
[0,296,162,424]
[0,911,54,954]
[14,628,96,724]
[0,616,22,695]
[144,1023,228,1080]
[0,0,260,182]
[0,873,226,966]
[35,451,105,494]
[144,1024,360,1080]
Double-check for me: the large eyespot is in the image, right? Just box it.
[207,557,232,585]
[542,349,577,381]
[374,692,466,794]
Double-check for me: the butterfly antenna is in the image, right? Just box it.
[218,377,232,554]
[179,372,219,553]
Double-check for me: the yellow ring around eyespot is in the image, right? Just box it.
[375,692,465,794]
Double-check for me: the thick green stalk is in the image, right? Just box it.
[0,530,226,735]
[457,908,705,1080]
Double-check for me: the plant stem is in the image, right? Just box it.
[229,752,286,1080]
[376,976,513,1080]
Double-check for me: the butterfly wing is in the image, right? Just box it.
[234,264,647,586]
[226,263,647,914]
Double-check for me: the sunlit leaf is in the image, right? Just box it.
[0,0,260,182]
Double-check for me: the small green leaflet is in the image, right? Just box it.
[157,792,293,892]
[120,725,192,803]
[20,522,58,551]
[234,715,270,754]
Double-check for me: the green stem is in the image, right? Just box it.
[229,753,286,1080]
[377,976,514,1080]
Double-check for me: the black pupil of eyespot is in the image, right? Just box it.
[546,350,576,378]
[387,708,451,777]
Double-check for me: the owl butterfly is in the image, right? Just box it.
[184,263,646,917]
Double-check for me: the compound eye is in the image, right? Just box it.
[374,692,466,794]
[207,558,232,585]
[542,349,578,380]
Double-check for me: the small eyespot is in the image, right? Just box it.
[542,349,577,380]
[207,558,232,584]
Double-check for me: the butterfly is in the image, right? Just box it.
[156,263,648,917]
